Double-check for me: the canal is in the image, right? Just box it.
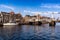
[0,23,60,40]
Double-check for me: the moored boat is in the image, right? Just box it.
[3,23,18,25]
[34,19,42,25]
[49,21,56,26]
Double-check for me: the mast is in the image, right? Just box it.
[51,12,54,21]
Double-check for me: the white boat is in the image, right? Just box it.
[3,18,18,25]
[3,23,18,25]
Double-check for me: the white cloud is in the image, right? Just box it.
[24,10,59,15]
[46,11,58,14]
[24,10,31,13]
[24,10,42,15]
[40,4,60,9]
[0,4,14,10]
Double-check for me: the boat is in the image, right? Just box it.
[3,17,18,25]
[3,23,18,25]
[34,18,42,25]
[49,21,56,26]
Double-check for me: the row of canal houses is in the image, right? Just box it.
[0,11,54,25]
[23,14,52,24]
[0,11,23,23]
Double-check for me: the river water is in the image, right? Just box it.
[0,23,60,40]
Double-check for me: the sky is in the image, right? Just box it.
[0,0,60,18]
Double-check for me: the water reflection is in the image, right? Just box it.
[49,26,55,40]
[0,24,60,40]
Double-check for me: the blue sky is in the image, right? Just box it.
[0,0,60,18]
